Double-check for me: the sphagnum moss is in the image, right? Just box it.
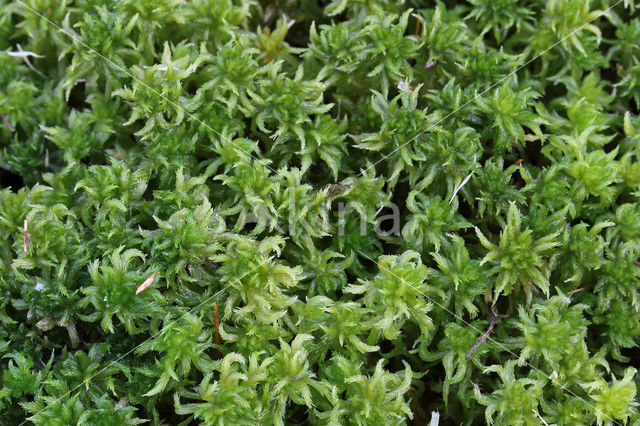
[1,0,640,425]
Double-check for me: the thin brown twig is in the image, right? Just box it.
[567,287,584,295]
[213,303,221,344]
[414,13,422,36]
[466,294,498,360]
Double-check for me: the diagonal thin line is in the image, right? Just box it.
[13,0,281,175]
[13,0,628,424]
[354,6,626,422]
[9,4,283,422]
[359,0,624,180]
[15,0,625,187]
[19,257,270,425]
[356,249,623,426]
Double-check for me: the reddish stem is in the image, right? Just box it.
[414,15,422,36]
[213,303,221,344]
